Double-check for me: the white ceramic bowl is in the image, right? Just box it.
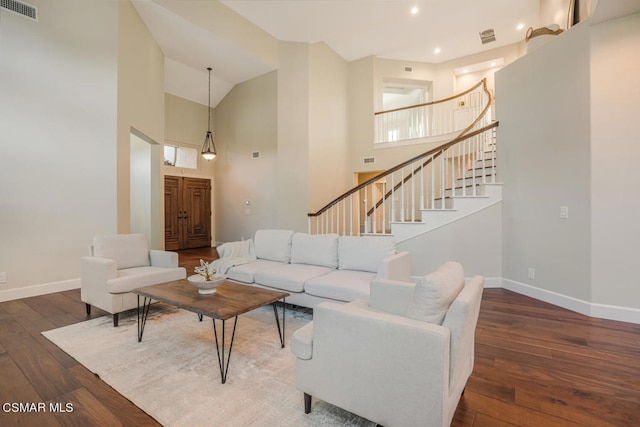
[187,274,226,295]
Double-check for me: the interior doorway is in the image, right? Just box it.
[164,176,212,250]
[356,171,386,234]
[130,129,161,248]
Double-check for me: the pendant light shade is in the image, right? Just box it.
[201,67,217,160]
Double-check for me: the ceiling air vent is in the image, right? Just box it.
[479,29,496,44]
[1,0,38,21]
[363,157,375,164]
[251,151,260,159]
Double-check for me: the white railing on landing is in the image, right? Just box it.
[375,80,490,144]
[308,79,498,237]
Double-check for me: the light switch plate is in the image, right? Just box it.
[560,206,569,219]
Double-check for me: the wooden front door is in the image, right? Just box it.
[165,176,211,250]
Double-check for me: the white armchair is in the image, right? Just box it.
[291,262,484,427]
[81,234,186,326]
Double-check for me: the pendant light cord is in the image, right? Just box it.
[207,67,212,132]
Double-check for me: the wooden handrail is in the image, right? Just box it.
[366,121,498,216]
[364,79,494,216]
[374,79,485,116]
[308,121,498,218]
[308,79,494,219]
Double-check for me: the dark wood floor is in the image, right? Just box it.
[1,247,638,426]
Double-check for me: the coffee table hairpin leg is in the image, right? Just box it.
[212,297,286,384]
[272,298,286,348]
[212,317,238,384]
[137,295,153,342]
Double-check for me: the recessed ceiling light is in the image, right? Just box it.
[434,47,441,54]
[411,6,419,15]
[517,23,525,30]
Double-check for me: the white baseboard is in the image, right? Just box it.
[0,278,80,303]
[500,278,640,325]
[1,276,638,325]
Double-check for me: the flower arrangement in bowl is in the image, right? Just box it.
[187,259,226,294]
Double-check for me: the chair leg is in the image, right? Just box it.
[113,313,119,327]
[304,393,311,414]
[85,303,91,316]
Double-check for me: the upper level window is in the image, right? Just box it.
[164,145,198,169]
[377,79,432,144]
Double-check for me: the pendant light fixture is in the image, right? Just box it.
[201,67,217,160]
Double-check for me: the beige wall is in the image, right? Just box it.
[497,22,592,301]
[117,0,165,248]
[0,0,118,292]
[398,203,502,278]
[214,71,278,242]
[276,42,311,232]
[590,13,640,309]
[308,42,350,213]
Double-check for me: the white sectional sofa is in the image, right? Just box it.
[214,229,411,308]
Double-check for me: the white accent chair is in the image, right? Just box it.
[80,234,186,326]
[291,262,484,427]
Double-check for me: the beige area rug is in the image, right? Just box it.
[43,305,375,427]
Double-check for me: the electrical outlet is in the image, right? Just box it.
[0,272,6,284]
[527,268,535,280]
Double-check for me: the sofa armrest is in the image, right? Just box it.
[149,250,179,268]
[369,279,415,315]
[376,251,410,282]
[303,300,450,426]
[81,256,117,289]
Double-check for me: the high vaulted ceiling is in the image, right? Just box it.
[131,0,640,109]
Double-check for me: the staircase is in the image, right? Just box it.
[308,79,500,242]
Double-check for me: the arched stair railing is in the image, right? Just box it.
[308,79,498,236]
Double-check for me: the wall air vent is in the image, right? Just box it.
[251,151,260,159]
[479,29,496,44]
[363,157,375,164]
[404,66,413,72]
[1,0,38,21]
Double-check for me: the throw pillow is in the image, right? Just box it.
[406,262,465,325]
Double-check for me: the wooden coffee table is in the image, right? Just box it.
[133,279,289,384]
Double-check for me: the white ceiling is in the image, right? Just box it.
[132,0,548,107]
[132,0,640,108]
[220,0,539,63]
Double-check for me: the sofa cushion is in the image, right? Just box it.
[254,230,295,263]
[226,259,284,284]
[254,263,333,293]
[305,270,375,302]
[290,233,339,268]
[406,262,465,325]
[93,234,150,270]
[107,266,186,294]
[291,322,314,360]
[338,235,396,273]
